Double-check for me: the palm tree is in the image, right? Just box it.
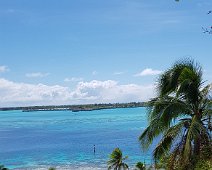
[0,165,9,170]
[135,162,145,170]
[108,148,129,170]
[48,167,56,170]
[139,59,212,169]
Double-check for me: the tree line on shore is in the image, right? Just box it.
[0,102,147,112]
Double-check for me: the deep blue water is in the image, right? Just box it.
[0,107,154,169]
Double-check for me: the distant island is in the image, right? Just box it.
[0,102,147,112]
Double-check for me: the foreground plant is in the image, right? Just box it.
[139,59,212,169]
[108,148,129,170]
[0,165,9,170]
[135,162,146,170]
[48,167,56,170]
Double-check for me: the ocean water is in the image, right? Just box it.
[0,107,154,169]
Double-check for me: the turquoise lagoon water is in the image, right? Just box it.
[0,107,154,169]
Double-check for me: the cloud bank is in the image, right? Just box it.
[114,71,125,75]
[25,72,50,78]
[0,78,155,107]
[134,68,162,77]
[0,66,9,73]
[64,77,83,82]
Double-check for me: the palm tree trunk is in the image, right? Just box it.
[194,138,200,155]
[194,111,201,157]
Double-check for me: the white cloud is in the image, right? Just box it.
[114,71,125,75]
[25,72,50,78]
[134,68,162,77]
[0,66,9,73]
[72,80,155,104]
[64,77,83,82]
[0,78,71,107]
[92,71,98,75]
[0,78,155,107]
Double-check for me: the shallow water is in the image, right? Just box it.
[0,107,154,169]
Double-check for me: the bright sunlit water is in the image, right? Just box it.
[0,107,154,169]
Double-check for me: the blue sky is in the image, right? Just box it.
[0,0,211,107]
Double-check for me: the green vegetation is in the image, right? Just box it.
[135,162,146,170]
[48,167,56,170]
[108,148,129,170]
[0,165,9,170]
[0,102,146,112]
[139,59,212,169]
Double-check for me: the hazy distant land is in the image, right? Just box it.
[0,102,147,112]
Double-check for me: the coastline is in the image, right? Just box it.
[12,163,155,170]
[0,102,147,112]
[13,165,106,170]
[13,165,154,170]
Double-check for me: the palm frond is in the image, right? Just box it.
[107,148,128,170]
[139,117,169,150]
[160,99,192,126]
[153,120,186,161]
[183,115,207,160]
[139,58,211,169]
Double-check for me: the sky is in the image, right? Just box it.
[0,0,211,107]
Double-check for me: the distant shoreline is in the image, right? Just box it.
[0,102,147,112]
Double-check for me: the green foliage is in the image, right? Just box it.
[0,165,9,170]
[108,148,129,170]
[48,167,56,170]
[0,102,146,112]
[139,59,212,170]
[135,162,146,170]
[194,160,212,170]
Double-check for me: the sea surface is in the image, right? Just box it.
[0,107,155,169]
